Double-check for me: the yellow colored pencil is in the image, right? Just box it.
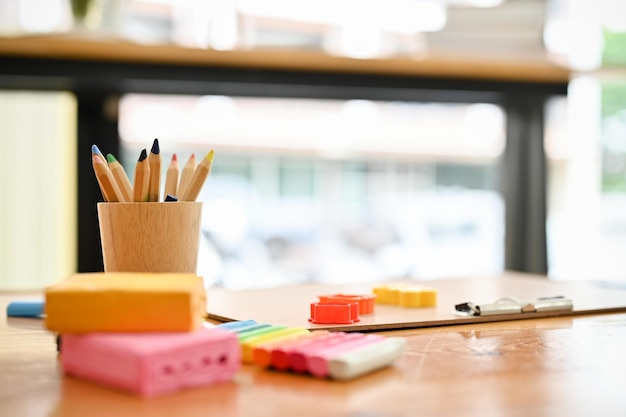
[147,138,161,202]
[107,153,132,202]
[181,150,214,201]
[177,153,196,200]
[133,148,150,202]
[92,155,124,202]
[163,153,179,200]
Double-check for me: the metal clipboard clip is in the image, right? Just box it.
[454,296,573,317]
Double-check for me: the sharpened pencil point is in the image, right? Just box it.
[172,153,177,162]
[151,138,160,155]
[91,144,104,157]
[106,153,117,163]
[138,149,148,162]
[180,149,214,201]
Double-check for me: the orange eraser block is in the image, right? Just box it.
[45,273,206,333]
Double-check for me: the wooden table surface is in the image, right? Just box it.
[2,293,626,417]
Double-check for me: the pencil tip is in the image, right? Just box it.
[106,153,117,163]
[151,138,160,154]
[91,144,103,156]
[138,148,148,162]
[205,150,214,160]
[172,153,177,161]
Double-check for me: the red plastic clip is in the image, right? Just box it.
[309,302,360,324]
[318,294,376,315]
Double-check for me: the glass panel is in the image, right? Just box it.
[0,92,77,290]
[119,94,505,288]
[547,76,626,283]
[545,4,626,283]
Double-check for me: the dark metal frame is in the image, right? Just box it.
[0,55,568,274]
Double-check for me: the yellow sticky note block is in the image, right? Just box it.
[420,289,437,307]
[399,288,423,308]
[373,285,403,304]
[45,273,206,333]
[389,287,404,305]
[373,286,391,304]
[373,284,437,308]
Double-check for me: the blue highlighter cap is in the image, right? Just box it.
[7,300,45,318]
[216,319,257,330]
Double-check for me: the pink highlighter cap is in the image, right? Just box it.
[309,302,360,324]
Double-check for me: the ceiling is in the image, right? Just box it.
[426,0,547,60]
[240,0,552,62]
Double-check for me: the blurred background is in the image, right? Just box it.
[1,0,626,290]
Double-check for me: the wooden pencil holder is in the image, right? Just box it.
[97,202,202,273]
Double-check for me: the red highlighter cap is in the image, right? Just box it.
[309,302,360,324]
[318,294,376,315]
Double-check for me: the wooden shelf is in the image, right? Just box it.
[0,34,570,84]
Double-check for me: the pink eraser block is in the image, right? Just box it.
[61,328,240,397]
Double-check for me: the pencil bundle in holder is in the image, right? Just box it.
[91,138,214,203]
[92,139,213,274]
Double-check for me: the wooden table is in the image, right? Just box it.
[2,293,626,417]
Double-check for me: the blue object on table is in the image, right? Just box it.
[7,300,45,318]
[216,319,257,330]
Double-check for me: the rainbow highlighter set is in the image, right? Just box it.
[215,320,405,380]
[45,273,407,397]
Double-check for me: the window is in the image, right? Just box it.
[119,94,505,288]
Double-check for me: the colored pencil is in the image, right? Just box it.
[177,153,196,200]
[92,145,127,201]
[133,149,150,202]
[181,150,214,201]
[91,144,107,165]
[147,138,161,202]
[163,153,179,200]
[92,155,124,202]
[106,153,132,202]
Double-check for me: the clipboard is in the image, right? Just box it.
[205,273,626,332]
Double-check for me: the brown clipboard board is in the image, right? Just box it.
[206,272,626,331]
